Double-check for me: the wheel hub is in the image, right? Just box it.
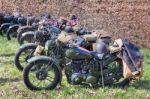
[36,69,48,80]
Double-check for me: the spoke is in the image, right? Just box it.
[43,80,49,87]
[36,80,43,87]
[19,56,26,60]
[47,76,54,80]
[46,78,53,82]
[29,73,37,84]
[27,62,56,89]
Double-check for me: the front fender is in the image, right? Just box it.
[19,43,37,49]
[8,24,19,30]
[27,56,52,64]
[21,31,35,37]
[17,26,36,43]
[27,56,62,71]
[19,31,35,45]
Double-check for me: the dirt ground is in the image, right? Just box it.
[0,0,150,48]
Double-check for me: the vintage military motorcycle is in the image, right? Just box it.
[23,32,125,90]
[14,25,61,71]
[14,25,89,71]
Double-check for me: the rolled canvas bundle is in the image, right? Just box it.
[57,31,77,44]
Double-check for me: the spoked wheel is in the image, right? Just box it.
[6,25,19,40]
[7,31,17,40]
[23,59,61,90]
[14,44,37,71]
[17,26,36,43]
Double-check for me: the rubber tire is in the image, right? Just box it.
[0,23,12,34]
[23,59,61,90]
[17,26,36,43]
[19,34,35,45]
[6,25,19,40]
[14,44,37,71]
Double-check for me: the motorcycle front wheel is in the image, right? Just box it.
[19,33,35,45]
[14,44,37,71]
[17,26,36,43]
[23,59,61,90]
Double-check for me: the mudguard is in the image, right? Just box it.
[21,31,35,37]
[6,24,20,40]
[19,31,35,45]
[27,56,62,83]
[19,43,37,49]
[27,56,52,63]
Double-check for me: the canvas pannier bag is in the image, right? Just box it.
[57,31,77,44]
[123,60,143,79]
[110,39,143,79]
[34,45,44,56]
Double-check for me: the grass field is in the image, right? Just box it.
[0,36,150,99]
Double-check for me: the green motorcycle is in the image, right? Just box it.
[23,35,127,90]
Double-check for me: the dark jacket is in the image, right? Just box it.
[117,39,144,75]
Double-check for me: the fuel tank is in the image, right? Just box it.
[65,47,92,60]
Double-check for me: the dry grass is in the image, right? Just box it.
[0,0,150,48]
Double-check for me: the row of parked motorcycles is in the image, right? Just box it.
[0,12,143,91]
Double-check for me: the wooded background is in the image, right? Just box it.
[0,0,150,48]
